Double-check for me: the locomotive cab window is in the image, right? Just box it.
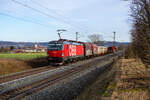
[48,44,63,50]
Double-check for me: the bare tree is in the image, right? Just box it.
[87,34,102,43]
[128,0,150,65]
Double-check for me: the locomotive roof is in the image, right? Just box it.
[49,41,63,44]
[59,39,84,44]
[48,39,83,45]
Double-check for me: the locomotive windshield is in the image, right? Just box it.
[48,44,63,50]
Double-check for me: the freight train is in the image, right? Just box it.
[47,39,116,64]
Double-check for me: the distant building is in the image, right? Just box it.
[38,46,47,52]
[34,44,47,52]
[13,44,47,53]
[22,49,37,53]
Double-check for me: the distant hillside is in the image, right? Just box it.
[0,41,48,47]
[0,41,130,47]
[98,41,129,47]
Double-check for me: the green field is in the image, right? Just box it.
[0,53,47,60]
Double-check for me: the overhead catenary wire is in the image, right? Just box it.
[0,12,53,28]
[8,0,118,42]
[1,10,54,25]
[11,0,88,32]
[30,0,88,31]
[0,11,84,41]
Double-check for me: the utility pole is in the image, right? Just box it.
[113,31,116,46]
[76,32,79,41]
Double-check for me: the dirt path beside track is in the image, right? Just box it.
[111,59,150,100]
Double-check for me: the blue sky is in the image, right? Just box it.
[0,0,131,42]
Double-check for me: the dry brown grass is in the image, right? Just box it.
[111,59,150,100]
[0,59,31,76]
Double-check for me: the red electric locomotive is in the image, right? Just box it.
[47,39,84,64]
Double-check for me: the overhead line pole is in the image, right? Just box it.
[76,32,79,41]
[113,31,116,46]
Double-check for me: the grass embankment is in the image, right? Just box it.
[111,59,150,100]
[0,53,48,76]
[76,59,150,100]
[0,59,32,76]
[0,52,47,60]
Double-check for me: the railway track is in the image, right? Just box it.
[0,58,92,84]
[0,66,56,84]
[0,52,123,100]
[6,62,93,100]
[0,53,113,84]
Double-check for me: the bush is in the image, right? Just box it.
[125,45,135,59]
[26,57,49,68]
[128,0,150,65]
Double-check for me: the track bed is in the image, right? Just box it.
[0,52,123,100]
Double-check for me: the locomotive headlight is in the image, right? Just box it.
[62,53,64,56]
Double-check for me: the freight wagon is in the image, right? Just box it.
[97,46,107,55]
[83,43,93,57]
[107,46,116,53]
[83,43,98,57]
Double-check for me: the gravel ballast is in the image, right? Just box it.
[24,58,116,100]
[0,53,116,94]
[1,51,123,100]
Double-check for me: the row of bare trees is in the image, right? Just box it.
[129,0,150,65]
[0,46,15,53]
